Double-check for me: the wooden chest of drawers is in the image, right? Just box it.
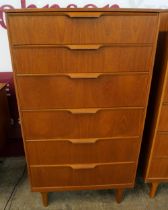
[6,9,160,206]
[142,12,168,197]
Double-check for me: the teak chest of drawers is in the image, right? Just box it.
[142,12,168,197]
[6,9,160,206]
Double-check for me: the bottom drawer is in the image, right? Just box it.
[30,163,136,188]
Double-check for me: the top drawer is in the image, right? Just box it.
[8,13,158,45]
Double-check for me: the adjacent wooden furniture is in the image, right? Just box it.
[142,12,168,197]
[0,83,10,153]
[6,9,160,206]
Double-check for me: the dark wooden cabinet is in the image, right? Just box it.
[6,9,160,206]
[0,83,10,153]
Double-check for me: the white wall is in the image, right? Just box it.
[1,0,168,72]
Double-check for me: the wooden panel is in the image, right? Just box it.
[13,46,152,74]
[148,159,168,179]
[30,163,136,187]
[22,109,144,140]
[17,74,149,109]
[153,133,168,157]
[142,13,168,183]
[8,14,158,44]
[163,77,168,103]
[158,105,168,131]
[26,138,139,165]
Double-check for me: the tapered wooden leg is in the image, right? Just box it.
[115,189,124,203]
[41,192,48,207]
[149,182,159,198]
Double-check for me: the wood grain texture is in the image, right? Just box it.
[13,46,153,74]
[26,137,139,165]
[158,105,168,131]
[148,159,168,179]
[6,9,160,205]
[141,12,168,195]
[153,133,168,158]
[8,15,157,45]
[21,108,144,140]
[30,163,136,188]
[163,79,168,102]
[16,74,149,109]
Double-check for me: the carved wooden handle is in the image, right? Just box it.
[66,45,103,50]
[68,138,99,144]
[66,73,102,79]
[68,108,100,114]
[65,12,103,18]
[70,164,97,170]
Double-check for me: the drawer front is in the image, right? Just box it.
[13,46,152,74]
[17,74,149,109]
[8,14,158,44]
[163,78,168,103]
[153,133,168,158]
[30,163,136,187]
[158,105,168,131]
[22,109,144,139]
[148,159,168,179]
[26,138,139,165]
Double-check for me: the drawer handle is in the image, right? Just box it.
[70,164,97,170]
[68,108,100,114]
[67,73,102,79]
[68,138,98,144]
[66,45,103,50]
[65,12,103,18]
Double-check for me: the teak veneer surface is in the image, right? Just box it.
[30,163,136,188]
[142,12,168,197]
[13,46,152,74]
[9,15,157,45]
[6,8,160,205]
[22,109,145,140]
[16,74,149,109]
[26,137,140,165]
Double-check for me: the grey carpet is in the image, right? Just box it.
[0,157,168,210]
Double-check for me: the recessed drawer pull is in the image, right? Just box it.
[65,45,103,50]
[65,12,103,18]
[67,73,103,79]
[70,164,97,170]
[67,108,100,114]
[68,138,98,144]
